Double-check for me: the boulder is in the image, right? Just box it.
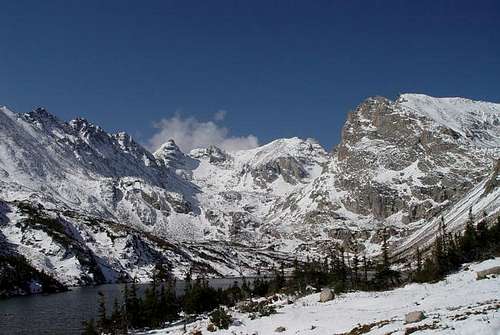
[405,311,425,323]
[319,288,334,302]
[476,266,500,280]
[275,326,286,332]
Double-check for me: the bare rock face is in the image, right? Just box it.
[319,288,334,302]
[251,156,308,186]
[405,311,425,323]
[165,193,192,214]
[483,159,500,196]
[334,96,496,222]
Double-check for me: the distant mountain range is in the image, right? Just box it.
[1,93,499,290]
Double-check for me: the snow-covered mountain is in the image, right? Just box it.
[0,93,499,288]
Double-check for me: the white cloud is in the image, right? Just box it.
[214,110,227,121]
[148,113,259,153]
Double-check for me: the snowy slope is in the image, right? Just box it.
[394,159,500,259]
[145,258,500,335]
[399,93,500,148]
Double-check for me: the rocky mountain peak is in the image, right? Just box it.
[22,107,62,129]
[69,117,106,137]
[190,145,230,164]
[333,93,500,224]
[153,139,186,166]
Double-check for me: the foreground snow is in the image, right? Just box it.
[149,258,500,335]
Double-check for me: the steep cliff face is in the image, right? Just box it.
[334,94,499,223]
[0,93,499,286]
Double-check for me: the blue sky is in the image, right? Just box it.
[1,1,499,151]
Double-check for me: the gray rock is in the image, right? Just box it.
[251,156,308,187]
[219,191,242,202]
[165,193,192,214]
[319,288,334,302]
[405,311,425,323]
[275,326,286,332]
[476,266,500,280]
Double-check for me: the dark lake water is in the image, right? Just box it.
[0,277,261,335]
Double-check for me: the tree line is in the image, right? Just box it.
[83,264,287,334]
[412,211,500,283]
[84,211,500,334]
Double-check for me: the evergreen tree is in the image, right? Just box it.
[143,283,158,327]
[362,255,368,288]
[416,247,422,273]
[381,230,390,272]
[476,212,489,248]
[339,247,347,288]
[184,268,192,295]
[241,277,251,298]
[493,216,500,252]
[97,291,108,331]
[109,298,125,333]
[352,252,359,289]
[122,283,130,329]
[461,210,478,261]
[374,229,400,289]
[128,279,142,326]
[158,282,179,322]
[82,319,99,335]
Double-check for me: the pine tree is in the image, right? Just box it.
[416,247,422,273]
[352,252,359,289]
[143,283,158,327]
[128,279,142,327]
[158,282,179,322]
[122,283,131,329]
[381,230,390,272]
[110,297,126,333]
[82,319,99,335]
[362,255,368,288]
[461,209,478,261]
[374,229,400,288]
[476,211,489,248]
[493,216,500,252]
[432,230,446,277]
[446,232,461,270]
[339,247,347,287]
[184,268,192,296]
[439,216,447,251]
[97,291,108,331]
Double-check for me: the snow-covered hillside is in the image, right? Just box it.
[395,160,500,259]
[148,258,500,335]
[0,93,499,286]
[399,93,500,148]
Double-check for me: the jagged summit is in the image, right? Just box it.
[154,139,182,157]
[154,139,193,169]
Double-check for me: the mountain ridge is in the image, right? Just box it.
[1,93,499,290]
